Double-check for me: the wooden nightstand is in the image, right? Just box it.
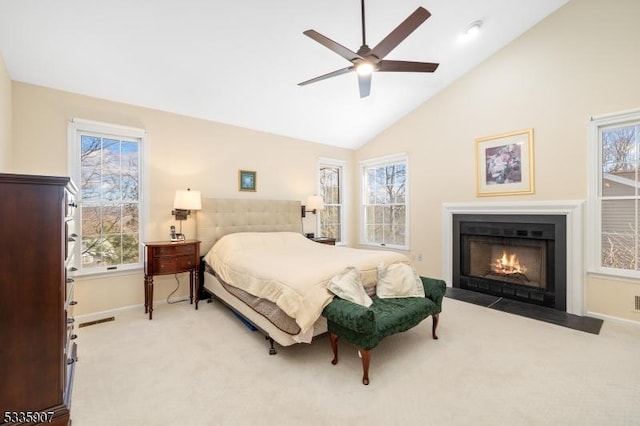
[311,237,337,246]
[143,240,201,319]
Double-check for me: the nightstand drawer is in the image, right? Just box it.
[154,244,196,256]
[153,255,196,274]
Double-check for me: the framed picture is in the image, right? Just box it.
[476,129,534,197]
[238,170,257,192]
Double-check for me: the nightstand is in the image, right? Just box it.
[311,237,336,246]
[143,240,201,320]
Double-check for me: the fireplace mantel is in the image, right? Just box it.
[442,200,585,315]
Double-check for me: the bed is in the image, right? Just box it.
[196,197,411,353]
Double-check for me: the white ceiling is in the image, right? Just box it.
[0,0,568,149]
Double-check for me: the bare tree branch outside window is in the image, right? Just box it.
[363,159,407,247]
[600,125,640,270]
[79,134,141,270]
[319,165,342,242]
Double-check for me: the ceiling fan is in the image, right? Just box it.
[298,0,439,98]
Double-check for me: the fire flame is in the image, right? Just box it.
[492,251,527,275]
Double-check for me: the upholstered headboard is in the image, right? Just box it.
[196,198,302,254]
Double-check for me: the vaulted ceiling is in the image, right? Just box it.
[0,0,568,149]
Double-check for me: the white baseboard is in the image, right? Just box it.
[585,310,640,327]
[76,296,190,324]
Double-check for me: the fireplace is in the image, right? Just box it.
[453,214,567,311]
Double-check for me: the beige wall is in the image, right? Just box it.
[8,0,640,322]
[11,82,353,316]
[356,0,640,322]
[0,53,11,171]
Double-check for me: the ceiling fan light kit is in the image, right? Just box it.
[298,0,439,98]
[356,61,375,76]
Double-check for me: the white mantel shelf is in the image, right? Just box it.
[442,200,585,316]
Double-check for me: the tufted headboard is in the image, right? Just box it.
[196,198,302,254]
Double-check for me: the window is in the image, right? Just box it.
[360,154,408,249]
[68,119,147,275]
[588,109,640,277]
[318,159,345,243]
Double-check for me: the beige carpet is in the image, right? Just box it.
[72,297,640,426]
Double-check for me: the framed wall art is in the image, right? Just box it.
[238,170,257,192]
[476,128,534,196]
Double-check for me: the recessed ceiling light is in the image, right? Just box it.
[463,20,483,40]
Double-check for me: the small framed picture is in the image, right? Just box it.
[238,170,257,192]
[476,129,534,197]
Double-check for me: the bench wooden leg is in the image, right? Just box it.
[432,314,439,340]
[330,333,339,365]
[359,349,371,385]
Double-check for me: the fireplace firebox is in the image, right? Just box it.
[453,214,567,311]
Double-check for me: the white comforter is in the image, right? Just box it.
[203,232,410,333]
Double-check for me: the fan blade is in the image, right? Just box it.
[358,73,372,98]
[369,7,431,61]
[377,60,439,73]
[298,66,354,86]
[303,30,364,63]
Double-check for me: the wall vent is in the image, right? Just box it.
[635,296,640,312]
[79,316,115,328]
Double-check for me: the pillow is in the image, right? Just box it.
[326,267,373,307]
[376,262,425,299]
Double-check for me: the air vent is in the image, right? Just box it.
[79,316,115,328]
[635,296,640,312]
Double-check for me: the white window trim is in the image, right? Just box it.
[587,108,640,279]
[359,153,410,250]
[317,157,347,245]
[67,118,149,276]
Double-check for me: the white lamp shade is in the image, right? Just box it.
[173,189,202,210]
[306,195,324,211]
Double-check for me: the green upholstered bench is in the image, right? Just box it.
[322,276,446,385]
